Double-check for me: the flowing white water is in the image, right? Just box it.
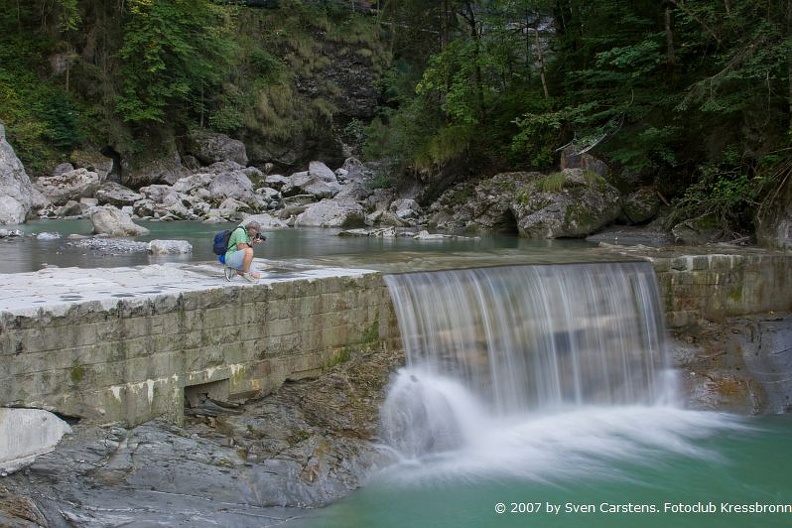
[379,262,738,482]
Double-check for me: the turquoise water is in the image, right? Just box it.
[290,264,792,528]
[293,412,792,528]
[0,219,594,273]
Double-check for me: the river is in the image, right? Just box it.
[0,219,595,274]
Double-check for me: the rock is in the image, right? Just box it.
[390,198,421,223]
[90,205,150,237]
[671,214,722,245]
[514,170,621,238]
[70,149,115,181]
[34,168,100,206]
[172,173,213,194]
[122,142,186,188]
[283,170,342,200]
[242,212,290,229]
[0,124,49,224]
[0,197,28,226]
[95,181,143,208]
[148,240,193,255]
[264,173,290,190]
[621,187,661,224]
[53,162,75,176]
[59,200,83,217]
[209,171,259,207]
[0,409,72,475]
[427,170,622,238]
[294,199,365,228]
[187,129,248,167]
[308,161,337,183]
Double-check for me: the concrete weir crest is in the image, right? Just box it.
[0,261,398,427]
[0,251,790,428]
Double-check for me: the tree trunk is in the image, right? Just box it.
[664,4,676,66]
[534,12,549,99]
[462,1,485,116]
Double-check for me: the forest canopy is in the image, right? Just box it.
[1,0,790,236]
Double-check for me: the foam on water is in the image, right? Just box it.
[377,367,745,486]
[379,262,743,487]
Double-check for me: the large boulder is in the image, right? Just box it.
[122,140,186,188]
[294,198,365,228]
[282,169,342,200]
[34,167,101,206]
[427,170,622,238]
[0,123,48,224]
[95,181,143,208]
[671,214,722,245]
[186,129,248,167]
[91,205,150,236]
[620,187,662,224]
[513,169,622,238]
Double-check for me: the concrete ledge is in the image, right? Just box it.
[1,250,789,426]
[0,260,398,426]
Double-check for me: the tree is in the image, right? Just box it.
[116,0,236,126]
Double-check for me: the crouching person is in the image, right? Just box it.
[224,220,265,282]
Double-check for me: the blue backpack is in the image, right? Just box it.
[212,226,243,256]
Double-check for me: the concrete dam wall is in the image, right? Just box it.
[0,252,790,426]
[0,263,398,426]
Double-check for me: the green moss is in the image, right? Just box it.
[70,365,85,383]
[538,172,566,193]
[324,348,352,370]
[727,283,743,303]
[361,316,380,344]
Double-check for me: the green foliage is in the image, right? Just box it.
[511,108,562,168]
[38,93,80,150]
[537,171,566,193]
[669,163,763,233]
[117,0,237,125]
[56,0,81,32]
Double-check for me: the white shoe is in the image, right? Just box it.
[223,266,235,281]
[242,272,257,283]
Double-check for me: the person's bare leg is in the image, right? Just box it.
[236,247,260,279]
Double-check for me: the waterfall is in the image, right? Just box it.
[381,262,680,459]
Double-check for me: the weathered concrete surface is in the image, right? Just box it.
[585,245,792,325]
[0,408,71,474]
[0,247,789,428]
[0,259,398,427]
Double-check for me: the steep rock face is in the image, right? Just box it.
[244,30,385,172]
[427,170,622,238]
[0,124,48,224]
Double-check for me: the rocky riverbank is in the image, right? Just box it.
[0,346,404,527]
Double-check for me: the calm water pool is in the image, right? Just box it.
[0,219,596,273]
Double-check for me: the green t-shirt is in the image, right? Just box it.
[224,225,250,259]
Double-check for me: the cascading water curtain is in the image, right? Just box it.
[384,261,673,415]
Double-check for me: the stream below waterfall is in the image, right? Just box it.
[288,263,792,528]
[292,411,792,528]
